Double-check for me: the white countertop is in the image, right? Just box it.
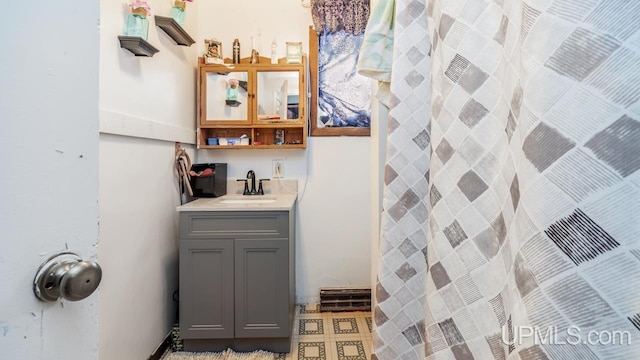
[176,193,297,212]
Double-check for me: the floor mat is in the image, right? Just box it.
[161,348,282,360]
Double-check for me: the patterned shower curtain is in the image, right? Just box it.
[362,0,640,359]
[359,0,432,358]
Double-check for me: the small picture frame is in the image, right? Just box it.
[286,42,302,64]
[204,39,223,62]
[274,129,285,145]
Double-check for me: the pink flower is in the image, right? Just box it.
[228,79,239,87]
[130,0,151,15]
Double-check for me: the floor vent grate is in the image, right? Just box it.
[320,287,371,312]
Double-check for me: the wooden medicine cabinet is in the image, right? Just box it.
[196,56,307,149]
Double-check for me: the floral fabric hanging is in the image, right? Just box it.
[310,0,372,132]
[311,0,370,35]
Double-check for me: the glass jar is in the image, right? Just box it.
[170,1,186,27]
[124,7,149,40]
[226,85,239,101]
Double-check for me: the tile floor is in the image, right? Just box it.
[286,304,373,360]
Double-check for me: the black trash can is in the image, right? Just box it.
[189,163,227,198]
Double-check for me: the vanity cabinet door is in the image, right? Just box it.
[234,238,289,338]
[180,239,234,339]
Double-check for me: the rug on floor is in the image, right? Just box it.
[161,348,282,360]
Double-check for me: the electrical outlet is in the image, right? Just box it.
[272,159,284,178]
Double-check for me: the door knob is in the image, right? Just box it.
[33,252,102,302]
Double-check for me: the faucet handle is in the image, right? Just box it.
[257,178,270,195]
[236,179,250,195]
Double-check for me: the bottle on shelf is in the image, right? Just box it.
[233,39,241,64]
[271,39,278,64]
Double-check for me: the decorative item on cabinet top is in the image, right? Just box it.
[286,42,302,64]
[196,55,308,149]
[204,39,224,63]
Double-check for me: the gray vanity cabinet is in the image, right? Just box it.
[179,210,295,352]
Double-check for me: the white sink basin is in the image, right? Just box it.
[219,197,277,204]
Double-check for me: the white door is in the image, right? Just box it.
[0,1,100,359]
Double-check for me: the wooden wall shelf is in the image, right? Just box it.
[155,16,195,46]
[118,36,159,57]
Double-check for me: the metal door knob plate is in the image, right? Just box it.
[33,252,102,302]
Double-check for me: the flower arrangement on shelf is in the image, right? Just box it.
[228,79,239,88]
[171,0,193,27]
[174,0,194,8]
[130,0,151,17]
[125,0,152,39]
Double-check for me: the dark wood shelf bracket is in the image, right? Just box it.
[155,16,195,46]
[118,36,160,57]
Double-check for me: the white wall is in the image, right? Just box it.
[98,0,199,359]
[99,135,191,359]
[296,138,371,303]
[197,0,372,303]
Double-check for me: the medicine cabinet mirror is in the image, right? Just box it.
[256,71,300,121]
[204,71,250,123]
